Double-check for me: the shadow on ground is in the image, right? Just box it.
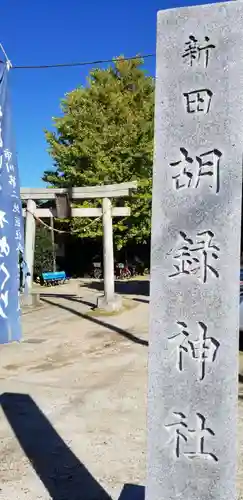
[238,373,243,400]
[40,296,148,347]
[40,293,95,309]
[81,280,150,299]
[239,332,243,352]
[0,393,111,500]
[119,484,145,500]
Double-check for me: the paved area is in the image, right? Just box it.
[0,279,242,499]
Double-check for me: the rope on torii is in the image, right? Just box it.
[25,208,103,234]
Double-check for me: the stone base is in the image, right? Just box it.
[96,294,122,312]
[20,292,41,308]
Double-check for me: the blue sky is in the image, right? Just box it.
[1,0,221,188]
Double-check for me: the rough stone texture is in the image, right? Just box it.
[20,292,41,309]
[148,3,243,500]
[97,293,123,312]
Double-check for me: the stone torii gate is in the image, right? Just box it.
[20,181,137,311]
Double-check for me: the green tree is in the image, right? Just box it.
[34,224,53,276]
[43,57,154,249]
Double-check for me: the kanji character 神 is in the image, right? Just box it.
[168,320,220,380]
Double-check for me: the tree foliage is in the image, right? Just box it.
[34,224,53,276]
[43,57,154,249]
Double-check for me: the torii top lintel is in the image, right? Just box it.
[20,182,137,201]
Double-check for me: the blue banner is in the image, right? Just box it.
[0,63,24,343]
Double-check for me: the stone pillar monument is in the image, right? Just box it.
[147,2,243,500]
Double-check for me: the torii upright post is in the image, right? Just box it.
[24,198,36,290]
[97,198,122,311]
[102,198,114,302]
